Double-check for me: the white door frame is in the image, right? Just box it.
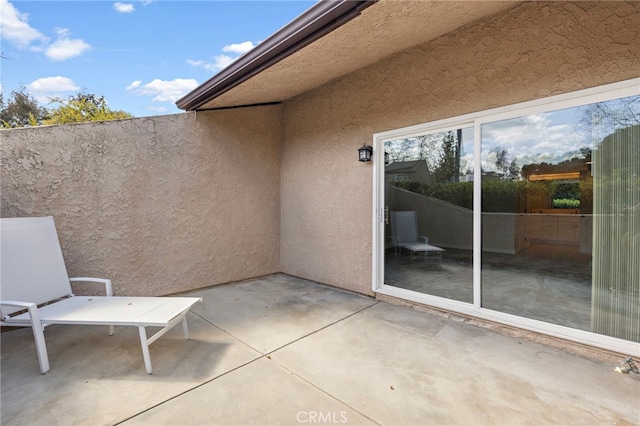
[371,78,640,356]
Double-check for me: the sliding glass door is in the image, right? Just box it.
[374,80,639,351]
[383,127,474,303]
[479,97,639,340]
[479,106,596,331]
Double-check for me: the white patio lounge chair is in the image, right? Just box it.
[390,211,445,265]
[0,216,202,374]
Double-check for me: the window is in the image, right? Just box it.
[374,79,640,352]
[384,128,474,303]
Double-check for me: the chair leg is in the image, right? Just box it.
[138,326,153,374]
[182,317,190,340]
[27,305,50,374]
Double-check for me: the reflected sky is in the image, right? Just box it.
[385,95,639,176]
[480,107,586,171]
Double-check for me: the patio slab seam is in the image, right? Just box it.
[113,354,263,425]
[261,301,382,357]
[116,299,382,425]
[260,301,384,426]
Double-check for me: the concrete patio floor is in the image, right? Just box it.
[1,274,639,425]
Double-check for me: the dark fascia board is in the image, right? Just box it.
[176,0,376,111]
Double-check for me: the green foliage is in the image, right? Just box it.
[399,180,474,209]
[579,175,593,213]
[433,131,457,182]
[481,179,518,212]
[0,86,50,128]
[394,179,552,213]
[1,89,133,128]
[44,92,133,125]
[551,182,580,200]
[521,156,590,179]
[553,199,580,209]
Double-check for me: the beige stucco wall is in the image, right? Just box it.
[1,107,281,296]
[280,1,640,295]
[2,2,638,299]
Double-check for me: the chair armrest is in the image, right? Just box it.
[69,278,113,297]
[419,236,429,244]
[1,300,37,321]
[0,300,50,373]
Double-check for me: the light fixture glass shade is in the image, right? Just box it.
[358,144,373,162]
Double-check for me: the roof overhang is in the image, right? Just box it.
[177,0,521,111]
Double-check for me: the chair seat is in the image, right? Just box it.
[399,242,445,253]
[8,296,201,327]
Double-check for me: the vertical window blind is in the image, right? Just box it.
[592,124,639,342]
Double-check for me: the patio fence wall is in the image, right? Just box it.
[1,107,282,296]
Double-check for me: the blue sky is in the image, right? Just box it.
[1,0,315,117]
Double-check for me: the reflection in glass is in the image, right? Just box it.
[480,96,639,342]
[384,128,474,303]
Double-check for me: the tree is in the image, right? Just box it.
[580,96,640,131]
[494,148,520,180]
[44,92,133,125]
[0,86,50,128]
[520,152,590,179]
[433,131,457,182]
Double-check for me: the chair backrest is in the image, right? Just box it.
[1,216,73,316]
[390,211,419,244]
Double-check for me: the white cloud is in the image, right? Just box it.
[0,0,47,48]
[26,76,80,103]
[480,112,588,171]
[212,55,234,70]
[0,3,90,61]
[126,80,142,90]
[114,2,135,13]
[188,40,257,73]
[186,59,205,67]
[126,78,199,103]
[187,55,234,73]
[222,41,255,55]
[45,32,91,61]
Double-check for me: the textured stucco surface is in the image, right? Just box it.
[201,1,518,109]
[279,1,640,295]
[2,2,638,299]
[1,108,281,296]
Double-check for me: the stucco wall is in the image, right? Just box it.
[279,1,640,295]
[1,107,281,296]
[2,2,637,299]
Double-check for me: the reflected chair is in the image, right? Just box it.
[390,211,445,265]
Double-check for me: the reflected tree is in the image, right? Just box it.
[580,95,640,144]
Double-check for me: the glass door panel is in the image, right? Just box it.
[479,95,639,342]
[383,127,474,303]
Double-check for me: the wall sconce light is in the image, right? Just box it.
[358,144,373,162]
